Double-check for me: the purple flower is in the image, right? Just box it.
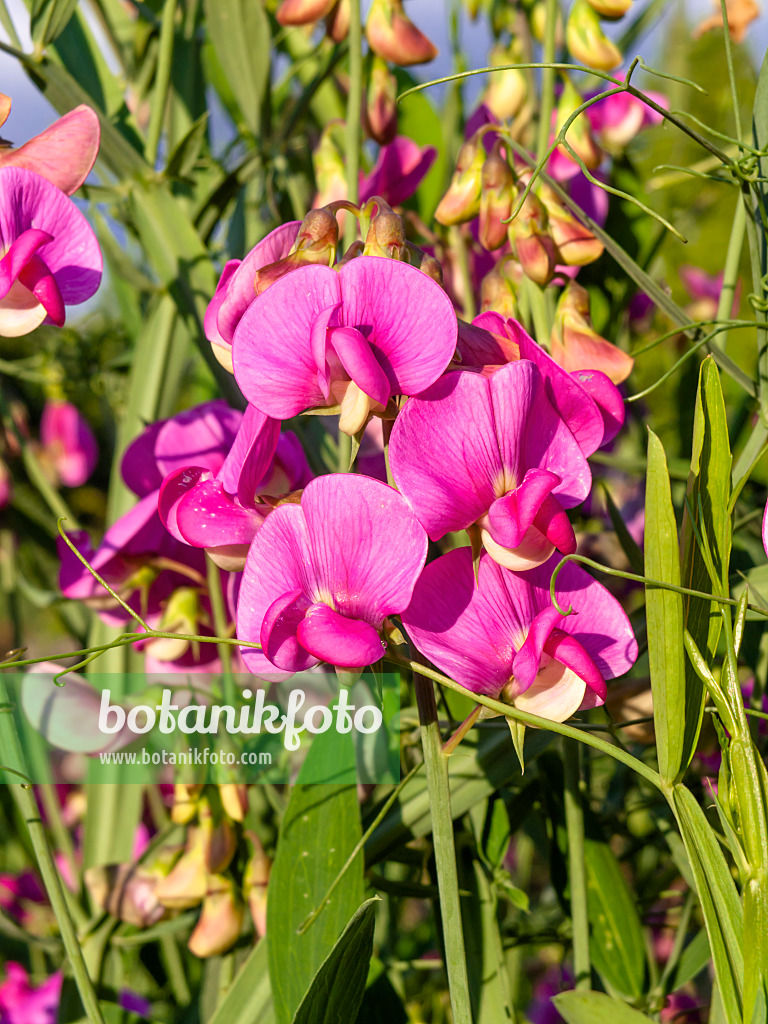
[679,264,741,320]
[233,255,457,435]
[0,458,11,509]
[0,167,102,337]
[360,136,437,208]
[158,405,313,571]
[390,360,591,571]
[39,400,98,487]
[236,474,427,674]
[458,312,624,455]
[204,221,301,371]
[402,548,638,722]
[0,964,61,1024]
[586,90,666,152]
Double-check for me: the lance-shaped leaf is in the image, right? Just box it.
[30,0,78,46]
[679,357,732,772]
[645,428,686,782]
[207,937,274,1024]
[553,991,655,1024]
[203,0,271,138]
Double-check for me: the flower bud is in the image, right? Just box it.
[326,0,349,41]
[527,0,564,44]
[585,0,633,17]
[554,78,603,170]
[198,796,237,875]
[312,126,347,209]
[144,586,199,663]
[218,783,248,823]
[480,260,521,319]
[187,875,244,958]
[171,783,203,825]
[551,281,633,383]
[508,189,557,286]
[482,42,528,122]
[155,833,207,910]
[363,204,407,259]
[479,142,515,251]
[566,0,623,70]
[84,852,174,929]
[435,131,486,226]
[539,184,604,266]
[412,251,445,287]
[366,57,398,144]
[366,0,438,67]
[254,207,340,296]
[243,832,270,938]
[276,0,337,25]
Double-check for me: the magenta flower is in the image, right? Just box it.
[679,264,741,320]
[59,401,238,631]
[204,221,301,371]
[360,136,437,208]
[390,360,591,571]
[586,90,666,152]
[0,458,11,509]
[403,548,637,722]
[0,97,100,195]
[39,400,98,487]
[236,474,427,674]
[0,964,61,1024]
[159,405,313,570]
[233,255,457,434]
[0,167,102,337]
[457,311,624,455]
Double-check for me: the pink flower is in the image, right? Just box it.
[236,474,427,674]
[457,312,624,455]
[679,264,741,320]
[159,405,312,571]
[233,256,457,435]
[0,458,11,509]
[390,361,591,570]
[402,548,638,722]
[586,90,666,152]
[39,400,98,487]
[0,168,102,337]
[0,964,61,1024]
[204,221,301,371]
[313,136,437,211]
[0,96,100,195]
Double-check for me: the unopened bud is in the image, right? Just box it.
[585,0,633,17]
[218,783,248,822]
[366,0,438,67]
[551,281,633,383]
[144,586,199,663]
[198,797,237,875]
[254,207,340,296]
[171,783,203,825]
[326,0,349,41]
[155,834,207,910]
[85,847,177,928]
[363,205,407,259]
[276,0,337,25]
[554,78,602,170]
[243,832,270,938]
[479,142,515,251]
[435,131,486,226]
[527,0,564,44]
[480,261,521,319]
[482,42,528,122]
[508,189,557,286]
[366,57,398,144]
[566,0,623,70]
[312,125,347,209]
[187,875,244,958]
[414,252,445,287]
[539,185,604,266]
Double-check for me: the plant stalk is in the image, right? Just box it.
[563,739,591,990]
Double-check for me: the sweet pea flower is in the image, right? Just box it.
[236,474,427,675]
[159,405,313,571]
[390,360,591,570]
[233,256,458,435]
[403,548,638,722]
[551,281,634,384]
[39,400,98,487]
[0,96,100,196]
[456,311,624,457]
[586,90,666,152]
[59,401,239,634]
[0,167,102,337]
[0,964,62,1024]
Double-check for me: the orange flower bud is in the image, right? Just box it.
[276,0,338,25]
[482,42,528,122]
[188,875,244,958]
[254,207,340,295]
[155,833,207,910]
[554,78,603,170]
[479,142,515,251]
[366,56,398,144]
[435,132,486,226]
[366,0,438,67]
[480,260,522,319]
[551,281,633,383]
[566,0,623,70]
[508,189,557,286]
[585,0,633,17]
[171,783,203,825]
[243,832,271,938]
[539,185,604,266]
[326,0,349,42]
[218,783,248,822]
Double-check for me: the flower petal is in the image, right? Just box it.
[175,478,264,548]
[360,136,437,207]
[487,468,561,549]
[218,404,281,507]
[154,400,241,479]
[261,589,316,673]
[569,368,624,447]
[510,661,588,722]
[297,602,385,668]
[0,105,100,195]
[328,325,391,407]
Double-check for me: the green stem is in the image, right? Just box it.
[526,278,551,346]
[720,0,744,143]
[206,555,234,706]
[714,197,746,355]
[450,226,476,321]
[414,673,473,1024]
[563,739,590,990]
[343,0,363,252]
[145,0,177,167]
[535,0,558,163]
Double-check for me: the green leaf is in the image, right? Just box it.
[552,991,655,1024]
[680,357,733,771]
[601,482,644,575]
[645,428,686,783]
[30,0,77,46]
[291,898,378,1024]
[268,734,364,1024]
[203,0,270,137]
[82,783,144,869]
[670,928,712,990]
[207,937,274,1024]
[583,837,647,1000]
[165,111,210,180]
[673,784,743,1024]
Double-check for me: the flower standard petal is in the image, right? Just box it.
[0,105,100,195]
[40,400,98,487]
[154,400,241,479]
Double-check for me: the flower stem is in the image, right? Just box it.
[206,554,235,706]
[535,0,559,163]
[563,738,590,990]
[343,0,363,252]
[413,673,474,1024]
